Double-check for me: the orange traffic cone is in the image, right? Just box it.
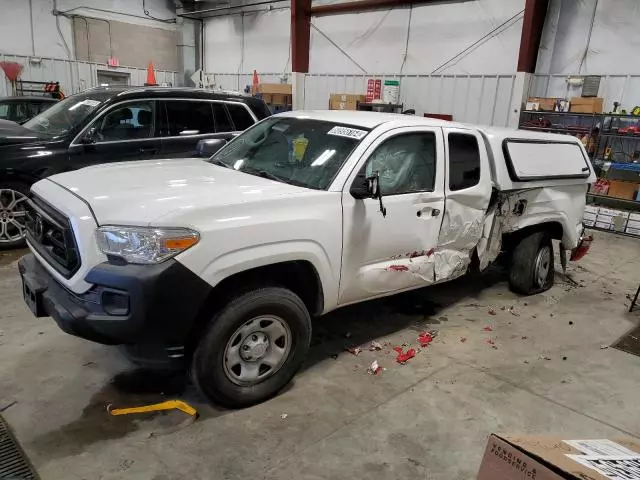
[252,69,259,93]
[145,62,157,86]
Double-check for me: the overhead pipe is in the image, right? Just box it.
[310,0,435,16]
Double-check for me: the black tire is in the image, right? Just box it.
[0,181,30,250]
[191,287,311,408]
[508,231,554,295]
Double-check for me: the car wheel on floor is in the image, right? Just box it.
[191,287,312,408]
[0,181,30,250]
[508,231,554,295]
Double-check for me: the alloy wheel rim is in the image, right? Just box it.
[223,315,292,386]
[534,245,551,288]
[0,189,28,244]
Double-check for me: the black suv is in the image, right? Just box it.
[0,86,271,248]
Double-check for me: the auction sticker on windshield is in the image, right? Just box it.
[328,126,367,140]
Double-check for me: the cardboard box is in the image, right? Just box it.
[607,180,639,200]
[526,97,559,111]
[252,83,292,95]
[584,205,600,215]
[583,211,597,222]
[598,207,628,218]
[477,434,640,480]
[569,96,603,113]
[261,93,291,106]
[329,93,365,111]
[627,219,640,230]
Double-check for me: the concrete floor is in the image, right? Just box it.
[1,230,640,480]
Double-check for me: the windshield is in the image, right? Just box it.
[209,117,369,190]
[22,91,114,136]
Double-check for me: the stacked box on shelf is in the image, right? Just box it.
[595,207,629,232]
[583,205,598,227]
[627,212,640,236]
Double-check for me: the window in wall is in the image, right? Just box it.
[212,103,233,133]
[94,101,153,141]
[359,132,437,195]
[164,101,214,136]
[448,133,480,191]
[226,104,255,131]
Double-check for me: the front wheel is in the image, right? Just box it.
[508,232,554,295]
[191,287,311,408]
[0,182,30,250]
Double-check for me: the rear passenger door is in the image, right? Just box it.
[438,127,493,278]
[157,100,254,159]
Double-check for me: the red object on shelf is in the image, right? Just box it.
[374,79,381,100]
[366,78,375,102]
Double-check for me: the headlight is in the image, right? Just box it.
[96,226,199,264]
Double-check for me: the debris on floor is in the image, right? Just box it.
[488,308,497,315]
[417,331,434,347]
[280,413,288,420]
[539,355,551,361]
[600,344,609,350]
[485,339,498,349]
[460,337,467,343]
[367,360,382,375]
[394,346,416,364]
[509,307,520,317]
[369,341,383,351]
[346,346,362,356]
[483,325,493,332]
[108,399,198,419]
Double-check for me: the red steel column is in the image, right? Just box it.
[517,0,549,73]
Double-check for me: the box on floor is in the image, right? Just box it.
[477,434,640,480]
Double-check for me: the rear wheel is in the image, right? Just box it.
[191,287,311,408]
[0,182,30,250]
[508,232,554,295]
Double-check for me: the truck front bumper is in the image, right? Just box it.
[18,254,212,368]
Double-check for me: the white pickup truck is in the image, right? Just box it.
[19,111,594,407]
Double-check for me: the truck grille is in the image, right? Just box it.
[25,195,80,278]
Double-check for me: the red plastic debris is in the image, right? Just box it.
[483,325,493,332]
[387,265,409,271]
[460,337,467,343]
[417,331,434,347]
[393,346,416,364]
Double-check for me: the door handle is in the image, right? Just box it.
[139,147,158,154]
[417,207,441,217]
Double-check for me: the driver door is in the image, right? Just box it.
[69,100,161,168]
[339,127,445,305]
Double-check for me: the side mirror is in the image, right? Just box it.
[350,172,380,199]
[81,127,98,144]
[196,138,227,157]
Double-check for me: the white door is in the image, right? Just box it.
[339,127,445,305]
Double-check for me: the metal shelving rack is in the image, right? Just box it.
[518,110,640,236]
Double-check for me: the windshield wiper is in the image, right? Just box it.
[242,166,287,183]
[209,159,231,168]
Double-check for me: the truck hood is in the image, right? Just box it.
[44,159,311,225]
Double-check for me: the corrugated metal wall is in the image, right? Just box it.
[0,53,178,97]
[202,72,516,126]
[529,74,640,113]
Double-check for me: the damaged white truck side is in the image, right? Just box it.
[19,111,595,407]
